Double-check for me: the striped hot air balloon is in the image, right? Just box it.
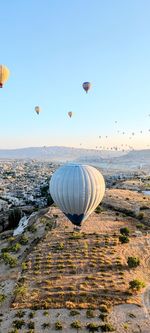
[49,163,105,226]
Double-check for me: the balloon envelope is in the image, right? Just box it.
[35,106,41,115]
[0,65,10,88]
[68,111,73,118]
[49,163,105,226]
[82,82,91,93]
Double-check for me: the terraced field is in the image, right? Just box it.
[12,207,150,310]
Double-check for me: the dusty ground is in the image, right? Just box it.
[0,189,150,332]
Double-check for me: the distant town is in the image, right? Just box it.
[0,157,150,232]
[0,160,61,231]
[0,160,56,207]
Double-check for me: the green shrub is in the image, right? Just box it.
[42,322,50,329]
[27,225,37,233]
[99,313,108,321]
[86,309,95,318]
[14,285,27,297]
[136,223,144,229]
[8,236,15,243]
[129,279,145,292]
[123,323,129,330]
[127,256,140,268]
[119,235,129,244]
[27,321,35,329]
[1,247,10,253]
[21,262,28,271]
[56,242,64,250]
[69,232,83,240]
[0,293,6,303]
[11,243,21,253]
[15,310,25,318]
[69,309,80,316]
[55,321,63,330]
[20,235,29,245]
[71,320,82,329]
[1,242,21,254]
[2,252,18,267]
[100,323,115,332]
[86,322,99,332]
[120,227,130,236]
[28,311,35,319]
[43,310,49,316]
[95,206,102,214]
[13,319,25,329]
[137,212,144,220]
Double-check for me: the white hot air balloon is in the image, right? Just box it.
[49,163,105,227]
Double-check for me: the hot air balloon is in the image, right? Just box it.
[68,112,73,118]
[35,106,41,115]
[0,65,10,88]
[49,163,105,227]
[82,82,91,93]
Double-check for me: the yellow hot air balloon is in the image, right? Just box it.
[68,111,73,118]
[35,106,41,115]
[82,82,91,93]
[0,65,10,88]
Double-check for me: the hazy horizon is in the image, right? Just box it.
[1,0,150,150]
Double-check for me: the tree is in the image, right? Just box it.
[119,234,129,244]
[129,279,145,292]
[120,227,130,236]
[127,256,140,268]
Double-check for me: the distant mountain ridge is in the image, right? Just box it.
[113,149,150,167]
[0,147,150,167]
[0,146,123,161]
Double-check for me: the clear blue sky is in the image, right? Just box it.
[1,0,150,150]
